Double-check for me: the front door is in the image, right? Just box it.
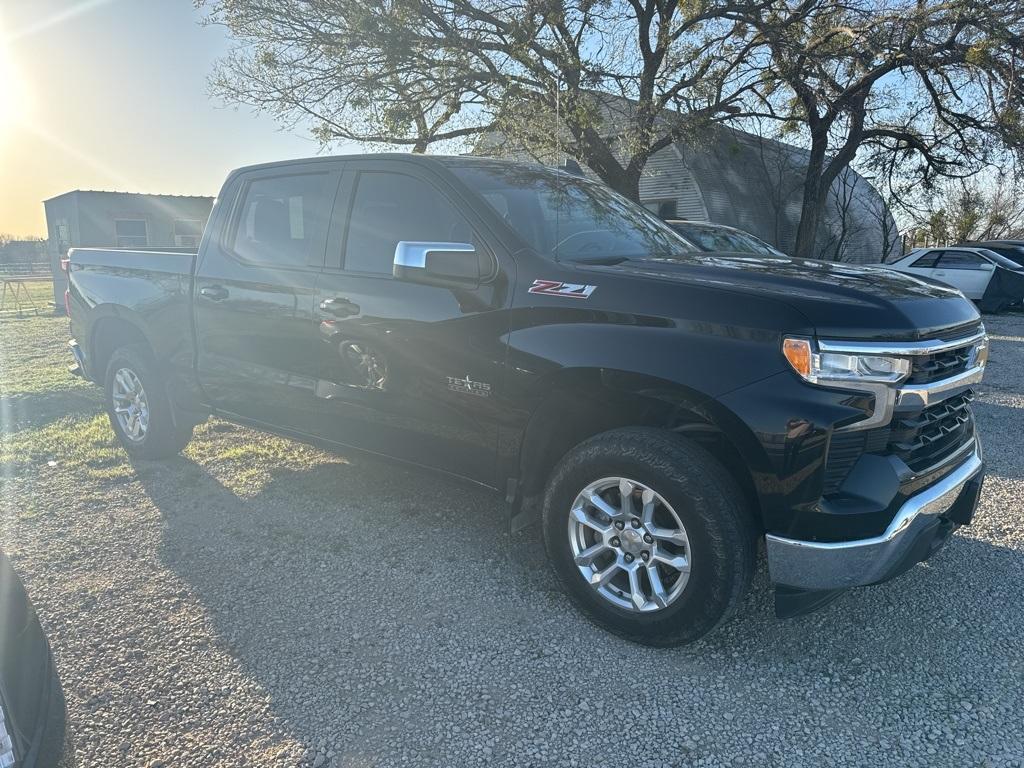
[311,161,512,485]
[193,163,339,434]
[933,249,992,299]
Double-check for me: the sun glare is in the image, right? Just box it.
[0,38,29,133]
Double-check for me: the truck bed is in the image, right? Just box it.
[67,247,197,275]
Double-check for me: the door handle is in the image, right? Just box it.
[199,285,229,301]
[319,297,359,317]
[934,271,946,276]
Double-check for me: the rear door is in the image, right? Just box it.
[311,159,513,485]
[900,249,941,280]
[933,249,993,299]
[193,162,340,433]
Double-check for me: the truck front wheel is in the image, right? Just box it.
[542,427,756,646]
[104,344,194,459]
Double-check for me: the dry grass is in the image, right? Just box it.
[0,312,343,522]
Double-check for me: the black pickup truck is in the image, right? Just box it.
[66,155,988,645]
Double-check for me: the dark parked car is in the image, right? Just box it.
[0,551,66,767]
[963,240,1024,267]
[665,219,786,256]
[66,155,987,645]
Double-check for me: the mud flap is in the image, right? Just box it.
[774,585,846,618]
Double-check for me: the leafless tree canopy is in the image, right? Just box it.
[200,0,1024,259]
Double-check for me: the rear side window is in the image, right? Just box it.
[343,171,474,274]
[910,251,940,268]
[937,250,985,270]
[232,173,329,267]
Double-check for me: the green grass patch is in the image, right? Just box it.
[0,313,91,397]
[0,413,135,482]
[185,420,339,497]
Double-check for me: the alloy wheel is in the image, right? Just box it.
[111,367,150,442]
[567,477,692,612]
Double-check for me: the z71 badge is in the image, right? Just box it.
[528,279,597,299]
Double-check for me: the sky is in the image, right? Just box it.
[0,0,358,237]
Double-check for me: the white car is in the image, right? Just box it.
[887,246,1024,300]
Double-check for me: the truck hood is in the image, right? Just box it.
[580,252,981,340]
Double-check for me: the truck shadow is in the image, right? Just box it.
[135,452,1024,765]
[0,389,101,434]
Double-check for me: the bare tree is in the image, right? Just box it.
[912,174,1024,244]
[199,0,773,200]
[734,0,1024,258]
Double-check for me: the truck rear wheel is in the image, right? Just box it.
[104,344,194,459]
[542,427,756,646]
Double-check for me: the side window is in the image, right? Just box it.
[910,251,940,268]
[937,250,984,270]
[115,220,148,248]
[231,173,328,267]
[343,171,475,274]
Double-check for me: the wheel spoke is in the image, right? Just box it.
[585,492,620,521]
[647,526,688,545]
[571,505,612,535]
[619,478,635,518]
[626,564,646,610]
[573,542,609,566]
[645,565,669,608]
[640,488,656,525]
[116,370,133,396]
[653,550,690,573]
[588,561,620,587]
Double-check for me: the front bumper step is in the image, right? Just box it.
[765,441,984,593]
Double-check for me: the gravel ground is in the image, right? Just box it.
[1,312,1023,768]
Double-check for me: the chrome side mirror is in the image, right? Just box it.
[393,241,479,287]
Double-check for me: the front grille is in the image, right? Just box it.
[889,391,975,472]
[823,391,975,494]
[906,346,972,384]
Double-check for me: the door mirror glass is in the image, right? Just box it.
[393,242,479,287]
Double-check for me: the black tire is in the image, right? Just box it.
[104,344,193,459]
[30,646,67,768]
[542,427,756,646]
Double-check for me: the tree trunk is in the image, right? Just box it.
[605,167,643,202]
[793,133,829,260]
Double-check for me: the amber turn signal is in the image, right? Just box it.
[782,337,813,378]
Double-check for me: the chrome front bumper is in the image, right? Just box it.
[765,442,984,591]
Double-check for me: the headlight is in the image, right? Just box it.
[782,337,910,385]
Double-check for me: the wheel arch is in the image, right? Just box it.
[513,368,771,531]
[88,309,154,384]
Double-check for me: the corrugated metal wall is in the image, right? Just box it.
[637,145,708,221]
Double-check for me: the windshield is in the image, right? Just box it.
[978,248,1024,270]
[448,162,694,262]
[980,245,1024,268]
[669,222,780,255]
